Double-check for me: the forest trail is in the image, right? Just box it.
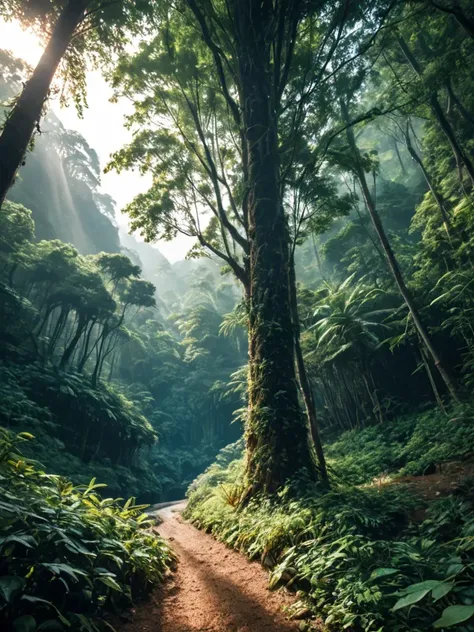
[119,503,300,632]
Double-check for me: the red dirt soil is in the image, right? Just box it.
[390,458,474,501]
[117,503,300,632]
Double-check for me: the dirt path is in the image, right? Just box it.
[120,503,299,632]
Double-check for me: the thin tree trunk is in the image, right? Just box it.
[77,318,97,372]
[341,97,459,401]
[404,122,453,238]
[446,79,474,126]
[420,345,446,412]
[91,323,111,387]
[34,304,55,338]
[8,263,17,287]
[59,313,87,369]
[430,1,474,39]
[48,306,68,358]
[289,254,328,484]
[392,138,407,174]
[235,1,317,496]
[311,233,326,281]
[398,36,474,187]
[0,0,88,208]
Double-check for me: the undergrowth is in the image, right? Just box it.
[185,410,474,631]
[0,429,174,632]
[325,405,474,485]
[0,362,161,500]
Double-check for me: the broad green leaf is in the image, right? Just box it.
[13,615,36,632]
[0,534,38,549]
[432,582,455,602]
[37,620,64,631]
[446,563,464,577]
[392,588,431,611]
[0,576,25,603]
[41,563,88,582]
[21,595,71,627]
[17,432,34,440]
[434,605,474,628]
[73,614,99,632]
[371,568,398,579]
[97,576,123,592]
[399,580,441,594]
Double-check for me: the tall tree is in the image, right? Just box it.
[110,0,395,494]
[396,33,474,187]
[339,95,459,400]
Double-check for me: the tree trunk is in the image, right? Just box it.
[59,313,87,369]
[404,122,453,237]
[430,1,474,39]
[289,254,328,484]
[341,98,459,401]
[48,306,68,358]
[311,233,326,281]
[77,318,98,372]
[392,138,407,174]
[446,79,474,127]
[397,36,474,188]
[235,1,317,496]
[0,0,88,208]
[420,344,446,412]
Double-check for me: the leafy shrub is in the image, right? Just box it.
[185,412,474,631]
[0,429,174,632]
[326,404,474,484]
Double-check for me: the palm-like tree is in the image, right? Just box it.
[312,275,387,360]
[308,275,393,426]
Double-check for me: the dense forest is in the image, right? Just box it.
[1,0,474,630]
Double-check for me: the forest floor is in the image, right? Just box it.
[391,458,474,501]
[117,502,301,632]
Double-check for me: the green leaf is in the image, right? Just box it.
[0,534,38,549]
[37,621,64,631]
[37,620,64,631]
[434,605,474,628]
[392,588,431,611]
[21,596,71,627]
[13,615,36,632]
[446,563,464,577]
[40,563,88,582]
[0,576,26,603]
[97,576,123,592]
[399,580,441,594]
[17,432,34,440]
[432,582,455,602]
[73,614,98,632]
[371,568,398,579]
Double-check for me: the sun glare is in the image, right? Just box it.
[0,19,43,66]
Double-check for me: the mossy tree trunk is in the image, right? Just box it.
[234,0,317,495]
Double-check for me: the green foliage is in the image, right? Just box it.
[186,407,474,631]
[0,362,159,500]
[325,405,474,484]
[0,1,158,116]
[0,429,173,631]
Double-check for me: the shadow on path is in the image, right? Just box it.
[117,507,298,632]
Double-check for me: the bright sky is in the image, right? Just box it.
[0,20,192,262]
